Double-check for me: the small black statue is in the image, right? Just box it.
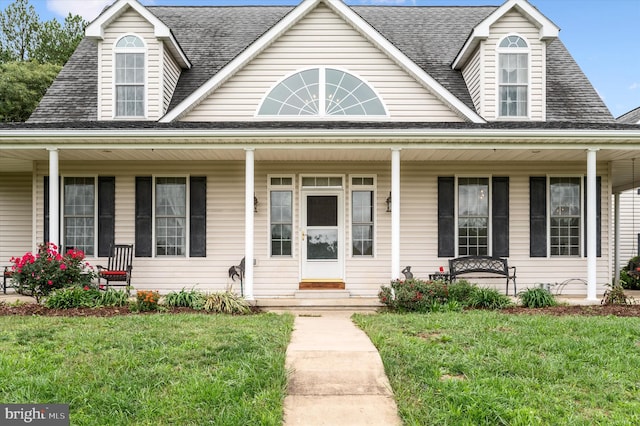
[401,266,413,280]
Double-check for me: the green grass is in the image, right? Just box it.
[0,313,294,425]
[354,311,640,425]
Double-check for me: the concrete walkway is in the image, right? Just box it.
[283,311,402,426]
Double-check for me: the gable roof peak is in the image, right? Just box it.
[452,0,560,69]
[85,0,191,69]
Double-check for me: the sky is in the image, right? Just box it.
[2,0,638,118]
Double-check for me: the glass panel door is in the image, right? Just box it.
[301,192,343,279]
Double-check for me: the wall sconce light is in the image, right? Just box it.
[254,195,259,213]
[386,192,392,212]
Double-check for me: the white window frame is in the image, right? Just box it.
[349,175,377,258]
[455,175,492,257]
[496,34,530,119]
[61,175,97,257]
[548,175,583,258]
[256,66,388,120]
[153,175,189,257]
[113,33,147,119]
[268,175,295,258]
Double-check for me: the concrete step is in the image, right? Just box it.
[256,296,382,311]
[294,290,350,299]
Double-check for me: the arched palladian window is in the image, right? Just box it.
[258,68,386,117]
[114,35,145,117]
[497,35,529,117]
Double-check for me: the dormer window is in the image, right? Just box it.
[258,68,386,117]
[498,35,528,117]
[115,35,145,118]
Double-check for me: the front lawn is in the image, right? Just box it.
[0,313,294,425]
[354,311,640,425]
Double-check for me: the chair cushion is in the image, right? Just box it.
[100,270,127,276]
[3,271,12,277]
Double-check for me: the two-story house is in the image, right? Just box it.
[1,0,639,304]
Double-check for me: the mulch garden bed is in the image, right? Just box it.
[2,302,640,317]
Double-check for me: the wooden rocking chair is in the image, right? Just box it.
[97,244,133,292]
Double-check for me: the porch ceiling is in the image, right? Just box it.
[1,145,639,193]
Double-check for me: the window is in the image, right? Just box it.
[63,177,95,256]
[115,35,145,117]
[155,177,186,256]
[498,35,528,117]
[258,68,386,117]
[549,177,581,256]
[270,177,293,257]
[351,177,375,257]
[458,178,489,256]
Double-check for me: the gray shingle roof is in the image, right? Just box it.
[28,3,613,124]
[617,107,640,124]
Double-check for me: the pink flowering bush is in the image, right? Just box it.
[9,242,96,302]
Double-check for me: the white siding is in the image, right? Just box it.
[616,189,640,267]
[30,160,611,298]
[461,46,482,116]
[98,8,162,120]
[162,45,181,115]
[483,10,545,121]
[183,4,464,122]
[0,173,33,270]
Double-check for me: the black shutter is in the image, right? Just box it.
[438,177,455,257]
[530,177,547,257]
[492,177,509,257]
[584,176,602,257]
[189,176,207,257]
[44,176,50,243]
[135,176,153,257]
[98,177,116,257]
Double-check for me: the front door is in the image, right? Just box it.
[301,191,344,281]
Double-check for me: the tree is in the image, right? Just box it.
[0,0,39,62]
[0,61,61,122]
[32,13,87,65]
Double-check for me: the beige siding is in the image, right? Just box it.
[183,3,464,122]
[483,10,545,121]
[461,46,482,115]
[98,8,162,120]
[616,189,640,266]
[30,160,610,297]
[162,45,181,114]
[0,173,33,270]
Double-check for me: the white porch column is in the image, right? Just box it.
[47,148,60,247]
[614,192,621,285]
[244,148,255,300]
[391,148,401,280]
[586,148,598,301]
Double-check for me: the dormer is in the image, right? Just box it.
[85,0,190,120]
[452,0,559,121]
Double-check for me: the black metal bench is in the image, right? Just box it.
[448,255,516,296]
[3,266,13,294]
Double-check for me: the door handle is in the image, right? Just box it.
[301,231,306,241]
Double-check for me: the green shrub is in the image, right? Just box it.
[378,279,450,312]
[44,287,101,309]
[447,280,476,305]
[518,287,558,308]
[44,287,130,309]
[97,289,130,307]
[619,256,640,290]
[203,292,251,315]
[467,287,513,309]
[601,284,635,305]
[163,288,205,309]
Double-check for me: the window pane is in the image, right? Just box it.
[352,191,374,257]
[63,177,95,256]
[307,196,337,227]
[550,177,581,257]
[155,178,186,256]
[458,178,489,256]
[271,191,292,256]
